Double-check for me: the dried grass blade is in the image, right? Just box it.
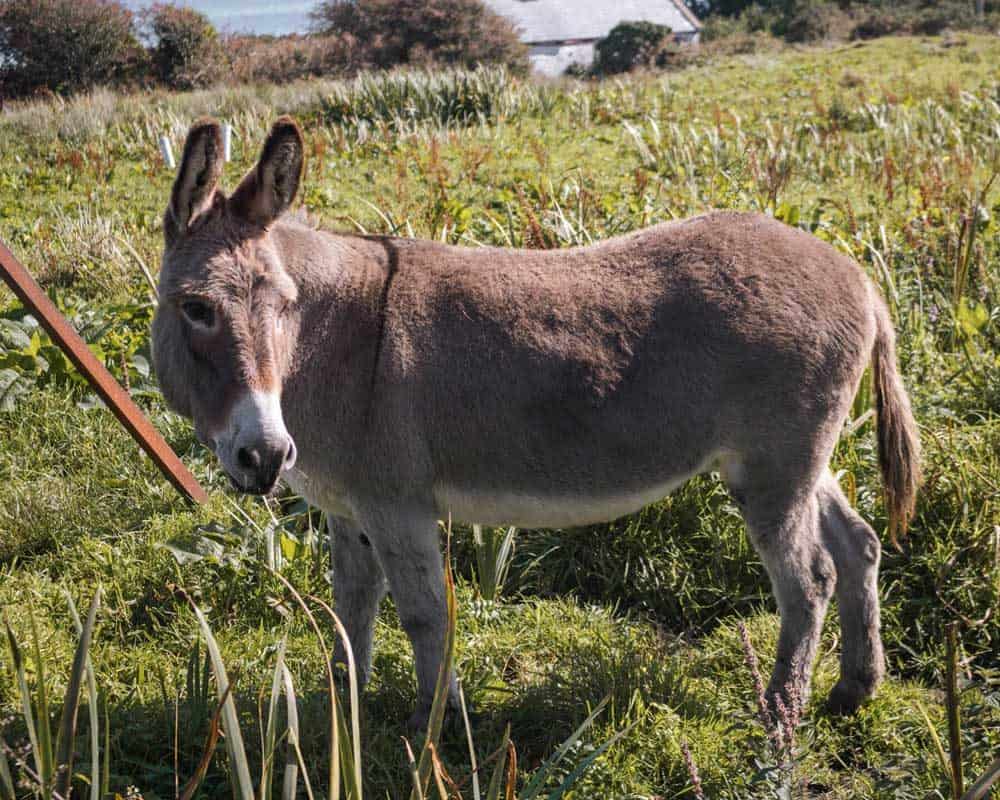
[0,735,16,800]
[179,680,233,800]
[403,738,425,800]
[961,756,1000,800]
[916,701,951,783]
[503,741,517,800]
[427,743,451,800]
[483,728,509,800]
[458,683,480,800]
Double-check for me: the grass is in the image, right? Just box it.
[1,34,1000,798]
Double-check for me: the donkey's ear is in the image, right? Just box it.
[166,119,224,244]
[229,116,304,228]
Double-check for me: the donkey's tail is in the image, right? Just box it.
[870,293,921,548]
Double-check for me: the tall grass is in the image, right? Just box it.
[471,525,517,603]
[0,555,623,799]
[320,67,554,131]
[0,65,552,149]
[1,589,101,800]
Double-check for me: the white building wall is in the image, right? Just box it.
[529,32,700,77]
[528,42,596,77]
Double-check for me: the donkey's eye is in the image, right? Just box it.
[181,300,216,329]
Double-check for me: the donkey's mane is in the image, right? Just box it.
[285,206,321,229]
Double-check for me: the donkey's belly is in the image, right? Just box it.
[433,453,718,527]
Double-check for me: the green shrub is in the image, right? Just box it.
[0,0,140,98]
[700,13,752,41]
[593,20,672,75]
[144,4,224,90]
[740,2,777,33]
[781,2,836,41]
[226,33,358,84]
[850,10,907,40]
[911,2,980,36]
[910,10,952,36]
[311,0,528,73]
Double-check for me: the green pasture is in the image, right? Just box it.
[1,35,999,798]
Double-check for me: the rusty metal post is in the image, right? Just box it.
[0,237,207,504]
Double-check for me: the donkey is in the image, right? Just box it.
[152,117,920,729]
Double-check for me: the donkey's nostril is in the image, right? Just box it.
[283,439,297,470]
[237,446,261,471]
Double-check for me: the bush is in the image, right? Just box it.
[910,9,953,36]
[144,4,224,90]
[782,2,838,42]
[848,2,978,41]
[0,0,140,98]
[850,10,907,40]
[226,33,358,84]
[593,20,672,75]
[741,2,777,33]
[311,0,527,73]
[700,13,751,41]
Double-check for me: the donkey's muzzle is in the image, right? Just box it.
[235,437,297,494]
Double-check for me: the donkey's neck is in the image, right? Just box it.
[268,219,393,480]
[271,218,388,299]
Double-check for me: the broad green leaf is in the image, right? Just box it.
[0,368,33,412]
[0,319,31,350]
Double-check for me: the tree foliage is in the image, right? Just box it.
[593,21,673,75]
[0,0,140,98]
[144,4,225,91]
[311,0,528,72]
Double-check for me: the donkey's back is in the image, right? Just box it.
[368,212,881,527]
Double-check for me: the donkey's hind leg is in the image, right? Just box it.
[816,471,884,714]
[728,457,836,709]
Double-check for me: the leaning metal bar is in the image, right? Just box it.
[0,237,208,504]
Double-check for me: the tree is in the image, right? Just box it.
[0,0,140,98]
[144,4,224,90]
[593,21,672,75]
[311,0,528,72]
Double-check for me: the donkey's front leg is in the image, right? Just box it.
[358,502,459,729]
[330,515,388,688]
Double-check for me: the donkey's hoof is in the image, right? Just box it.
[407,707,432,732]
[825,679,875,715]
[406,700,467,733]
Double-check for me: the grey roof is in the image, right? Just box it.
[486,0,700,44]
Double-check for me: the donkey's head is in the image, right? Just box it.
[152,117,305,494]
